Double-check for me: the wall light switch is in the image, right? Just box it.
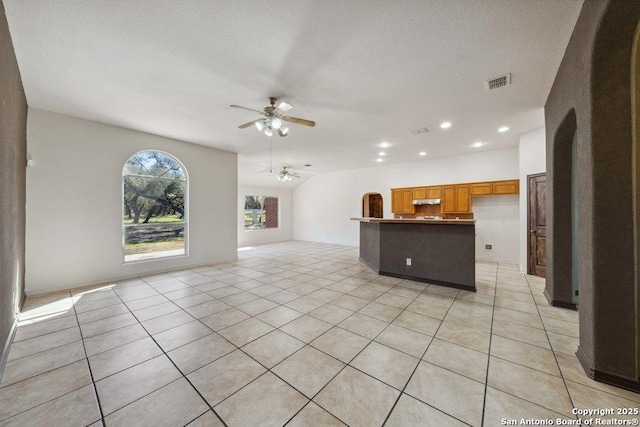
[406,258,412,266]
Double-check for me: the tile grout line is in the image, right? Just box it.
[0,294,103,424]
[206,275,422,426]
[71,290,107,426]
[381,281,470,427]
[523,273,579,420]
[276,276,428,426]
[11,248,567,426]
[109,288,229,427]
[479,262,500,427]
[482,271,580,420]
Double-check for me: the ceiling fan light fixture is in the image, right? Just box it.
[264,127,273,137]
[271,118,282,129]
[255,121,265,131]
[276,101,293,113]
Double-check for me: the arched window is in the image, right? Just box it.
[123,151,187,262]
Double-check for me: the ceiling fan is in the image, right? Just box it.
[230,97,316,137]
[276,166,300,182]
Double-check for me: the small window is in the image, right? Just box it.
[123,151,187,262]
[244,196,279,230]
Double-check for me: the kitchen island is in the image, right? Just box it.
[351,218,476,291]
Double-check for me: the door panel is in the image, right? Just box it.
[412,187,427,199]
[441,186,455,212]
[455,185,470,212]
[426,186,441,198]
[528,174,546,277]
[401,189,414,213]
[392,189,402,212]
[369,194,383,218]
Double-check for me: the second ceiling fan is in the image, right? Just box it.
[230,97,316,137]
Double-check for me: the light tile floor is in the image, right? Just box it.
[1,241,638,426]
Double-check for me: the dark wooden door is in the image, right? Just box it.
[528,173,546,277]
[369,194,383,218]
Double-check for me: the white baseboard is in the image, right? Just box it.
[25,255,239,297]
[475,256,520,264]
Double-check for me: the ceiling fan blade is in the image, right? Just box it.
[238,119,262,129]
[230,105,266,115]
[282,116,316,127]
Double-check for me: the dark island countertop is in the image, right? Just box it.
[350,217,475,225]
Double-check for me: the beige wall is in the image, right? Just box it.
[26,109,238,294]
[0,0,27,368]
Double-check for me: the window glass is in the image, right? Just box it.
[244,196,279,230]
[123,151,187,261]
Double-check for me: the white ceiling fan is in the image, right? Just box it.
[276,166,300,182]
[230,97,316,137]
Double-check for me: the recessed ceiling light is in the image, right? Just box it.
[419,151,427,156]
[440,122,452,129]
[379,151,386,156]
[379,142,391,148]
[376,158,384,162]
[498,126,509,133]
[471,142,485,148]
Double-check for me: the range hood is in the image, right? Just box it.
[412,198,441,205]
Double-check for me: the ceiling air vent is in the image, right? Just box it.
[485,73,511,91]
[411,127,430,135]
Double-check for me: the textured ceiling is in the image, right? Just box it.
[4,0,584,189]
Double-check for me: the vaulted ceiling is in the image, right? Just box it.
[4,0,583,188]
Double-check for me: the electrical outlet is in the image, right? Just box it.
[406,258,412,266]
[484,244,493,251]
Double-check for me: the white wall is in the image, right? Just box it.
[473,195,520,262]
[26,109,238,294]
[238,185,293,247]
[293,147,521,263]
[518,127,546,272]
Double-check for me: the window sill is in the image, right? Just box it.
[124,249,187,264]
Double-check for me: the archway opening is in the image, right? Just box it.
[547,109,577,309]
[362,193,383,218]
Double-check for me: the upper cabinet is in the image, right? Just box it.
[401,189,414,213]
[392,189,403,212]
[412,187,427,200]
[391,188,415,213]
[391,179,518,214]
[470,182,492,196]
[441,184,471,213]
[492,180,519,195]
[426,186,441,198]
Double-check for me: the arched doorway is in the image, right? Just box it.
[546,2,640,390]
[546,110,577,309]
[362,193,383,218]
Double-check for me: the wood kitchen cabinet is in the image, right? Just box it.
[470,182,492,196]
[426,186,441,198]
[492,180,519,195]
[412,187,427,199]
[456,185,470,212]
[441,186,455,212]
[391,179,517,215]
[441,185,471,213]
[401,189,414,213]
[391,188,415,213]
